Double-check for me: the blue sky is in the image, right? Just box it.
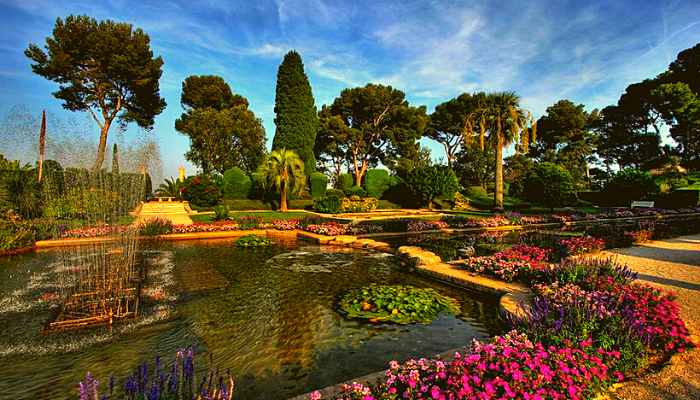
[1,0,699,180]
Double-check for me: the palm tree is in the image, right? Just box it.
[155,177,183,199]
[259,149,305,212]
[465,92,535,212]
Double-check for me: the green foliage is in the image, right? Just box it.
[655,172,689,194]
[43,188,121,220]
[212,205,231,221]
[0,210,34,252]
[180,75,249,110]
[259,149,306,212]
[25,14,166,169]
[454,141,494,189]
[428,92,480,167]
[406,166,459,210]
[465,186,488,199]
[342,196,378,213]
[0,170,43,219]
[324,188,346,198]
[176,104,267,175]
[344,186,367,198]
[339,284,460,324]
[272,51,318,176]
[156,177,183,199]
[337,173,354,190]
[309,172,328,198]
[604,169,660,205]
[317,83,427,186]
[112,144,119,174]
[236,235,272,247]
[313,194,344,214]
[363,169,391,199]
[523,162,576,209]
[138,217,173,236]
[221,199,313,211]
[222,167,252,199]
[39,159,65,197]
[181,176,223,207]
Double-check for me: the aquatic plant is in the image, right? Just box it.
[339,284,460,324]
[235,235,272,247]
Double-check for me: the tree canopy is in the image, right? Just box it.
[175,75,266,175]
[316,83,427,186]
[272,51,318,176]
[406,165,459,211]
[428,93,480,167]
[25,14,166,170]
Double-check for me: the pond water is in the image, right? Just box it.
[0,237,503,399]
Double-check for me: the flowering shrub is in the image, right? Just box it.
[383,331,620,400]
[304,222,348,236]
[477,214,511,227]
[407,220,449,232]
[181,176,223,207]
[62,223,125,238]
[236,215,263,229]
[351,224,384,235]
[172,221,240,233]
[139,217,174,236]
[558,236,606,257]
[272,219,300,230]
[342,196,379,213]
[459,245,552,282]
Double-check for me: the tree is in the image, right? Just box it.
[465,92,535,211]
[651,82,700,163]
[522,162,575,210]
[176,107,266,175]
[272,51,318,176]
[259,149,305,212]
[317,83,427,186]
[406,165,459,211]
[604,169,659,206]
[156,177,183,199]
[112,144,120,174]
[530,100,597,187]
[25,15,166,170]
[503,153,533,199]
[428,93,480,167]
[453,141,494,189]
[175,75,266,175]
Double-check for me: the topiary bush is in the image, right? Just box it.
[313,194,344,214]
[309,172,328,198]
[181,176,223,207]
[406,165,459,211]
[523,162,576,210]
[344,186,367,198]
[337,173,354,191]
[222,167,252,200]
[464,186,488,199]
[363,168,391,199]
[324,188,346,198]
[604,169,660,206]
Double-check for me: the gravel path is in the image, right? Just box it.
[600,235,700,400]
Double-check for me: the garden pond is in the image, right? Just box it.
[0,237,503,399]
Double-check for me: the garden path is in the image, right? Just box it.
[601,235,700,400]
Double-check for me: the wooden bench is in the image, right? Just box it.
[631,201,654,209]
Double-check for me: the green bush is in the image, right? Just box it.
[0,170,43,219]
[313,194,344,213]
[138,217,173,236]
[337,173,354,190]
[309,172,329,198]
[324,188,347,198]
[344,186,367,198]
[604,169,659,206]
[249,172,265,200]
[342,196,378,213]
[523,162,576,209]
[181,176,223,207]
[363,169,391,199]
[0,210,34,252]
[222,167,252,199]
[221,199,314,210]
[654,172,689,194]
[406,166,459,210]
[382,175,415,207]
[40,159,65,197]
[465,186,488,199]
[212,205,231,221]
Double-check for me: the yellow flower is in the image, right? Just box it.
[392,308,399,315]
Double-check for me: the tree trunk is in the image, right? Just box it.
[92,121,111,171]
[38,110,46,182]
[493,139,504,212]
[356,160,369,187]
[280,172,288,212]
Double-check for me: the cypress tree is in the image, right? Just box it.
[272,50,317,176]
[112,143,119,174]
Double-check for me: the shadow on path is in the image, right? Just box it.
[637,274,700,291]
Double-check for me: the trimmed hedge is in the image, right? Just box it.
[344,186,367,198]
[324,188,347,198]
[337,173,354,190]
[221,199,313,210]
[222,167,252,199]
[363,168,391,199]
[309,172,328,198]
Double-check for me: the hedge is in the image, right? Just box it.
[363,168,391,199]
[221,199,314,210]
[309,172,328,198]
[222,167,252,199]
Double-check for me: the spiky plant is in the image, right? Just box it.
[258,149,305,212]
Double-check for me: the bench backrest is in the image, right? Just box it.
[631,201,654,208]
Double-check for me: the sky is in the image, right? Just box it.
[1,0,699,181]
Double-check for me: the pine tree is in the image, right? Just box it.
[272,50,318,176]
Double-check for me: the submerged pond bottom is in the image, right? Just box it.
[0,237,503,399]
